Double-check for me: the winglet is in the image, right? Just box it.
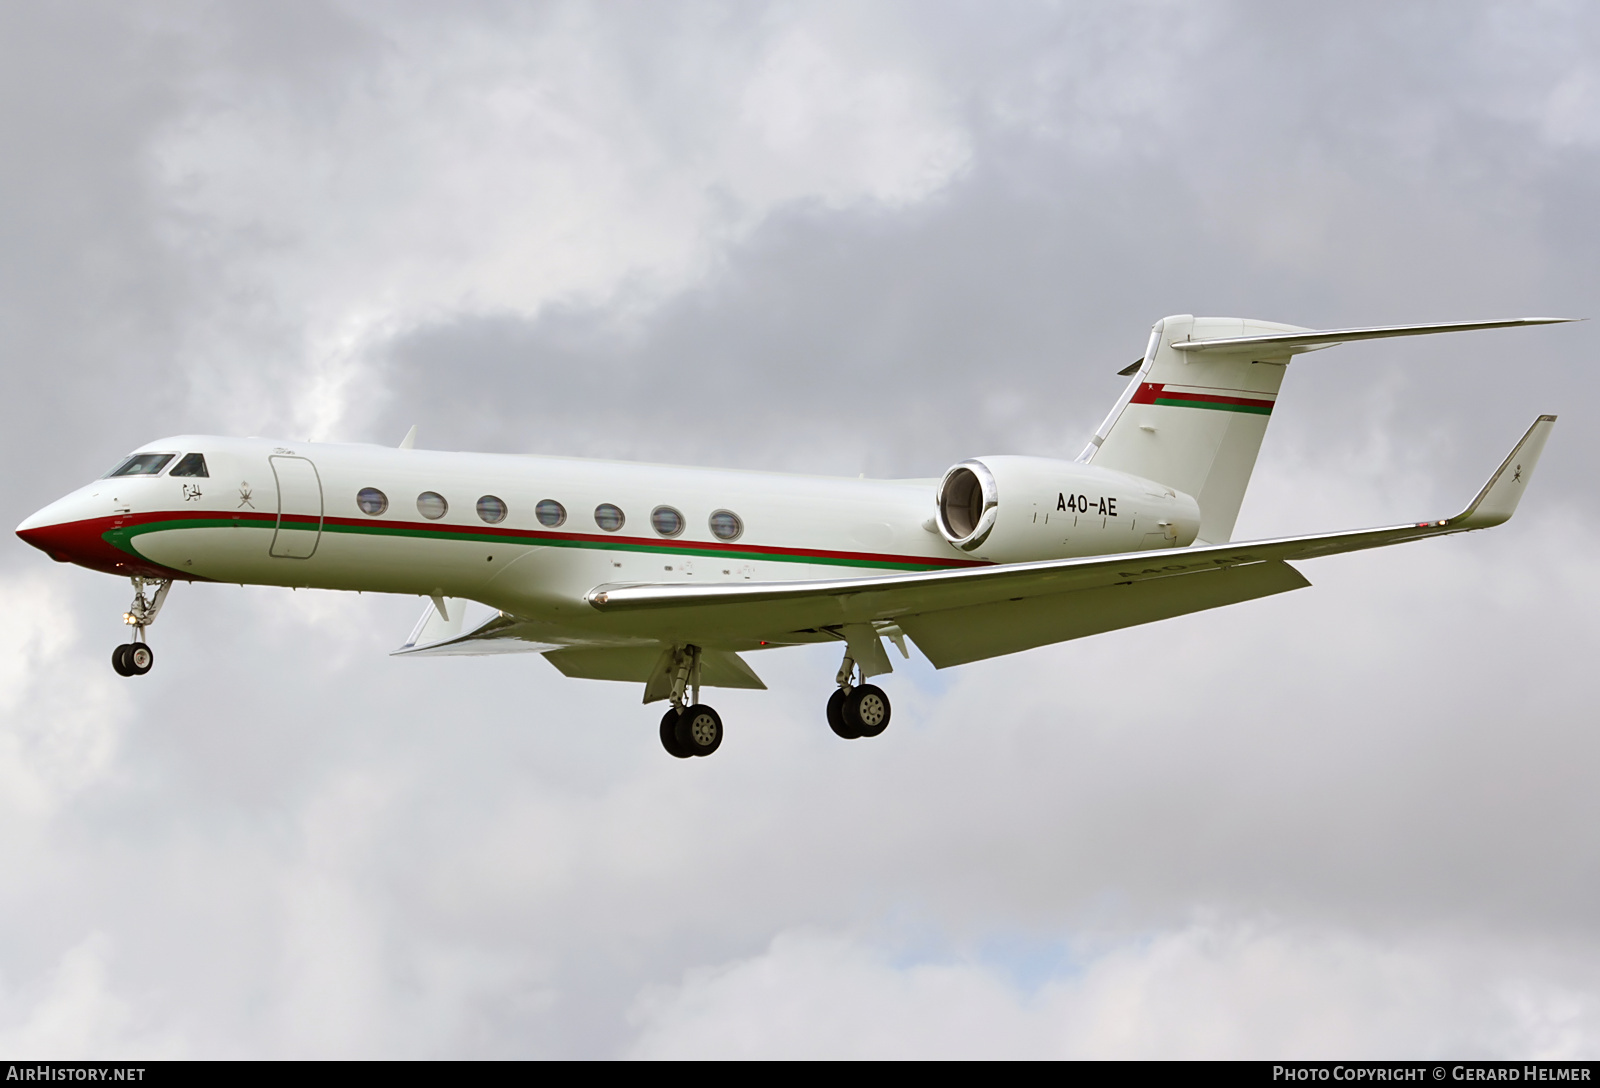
[1451,415,1557,529]
[399,425,417,450]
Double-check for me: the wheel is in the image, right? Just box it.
[844,684,890,738]
[827,689,859,739]
[660,708,692,759]
[112,644,133,677]
[127,643,153,676]
[674,704,723,757]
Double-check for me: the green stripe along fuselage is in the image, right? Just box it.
[106,512,970,576]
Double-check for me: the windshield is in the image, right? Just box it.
[106,453,175,477]
[170,453,208,478]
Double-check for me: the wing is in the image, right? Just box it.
[585,416,1556,663]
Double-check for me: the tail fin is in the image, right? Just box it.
[1082,315,1298,544]
[1082,314,1571,544]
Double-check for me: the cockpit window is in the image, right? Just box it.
[169,453,209,478]
[107,453,175,477]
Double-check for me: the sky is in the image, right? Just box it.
[2,0,1598,1058]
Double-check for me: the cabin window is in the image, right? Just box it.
[708,510,743,542]
[170,453,209,478]
[536,499,566,528]
[594,503,625,532]
[107,453,174,477]
[417,492,448,520]
[357,488,388,515]
[651,506,684,537]
[477,495,508,524]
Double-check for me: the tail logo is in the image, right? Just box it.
[1130,382,1275,416]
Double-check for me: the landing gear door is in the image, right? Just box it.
[269,455,323,558]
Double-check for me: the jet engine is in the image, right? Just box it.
[935,455,1200,563]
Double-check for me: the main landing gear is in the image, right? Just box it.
[112,577,170,678]
[652,642,894,758]
[658,645,725,759]
[827,646,891,741]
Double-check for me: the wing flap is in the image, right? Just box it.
[899,559,1310,667]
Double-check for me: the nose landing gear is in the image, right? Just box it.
[112,642,154,677]
[112,577,169,678]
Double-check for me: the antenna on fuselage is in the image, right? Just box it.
[399,425,417,450]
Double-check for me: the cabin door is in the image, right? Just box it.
[269,455,323,558]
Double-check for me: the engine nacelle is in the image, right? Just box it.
[935,455,1200,563]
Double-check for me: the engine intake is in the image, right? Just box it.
[936,460,998,550]
[933,455,1200,563]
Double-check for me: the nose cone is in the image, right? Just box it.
[17,496,89,563]
[18,489,184,580]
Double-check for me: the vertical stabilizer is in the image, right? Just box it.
[1082,315,1306,543]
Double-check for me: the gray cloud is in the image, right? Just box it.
[2,0,1598,1057]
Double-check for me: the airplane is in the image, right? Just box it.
[15,314,1566,759]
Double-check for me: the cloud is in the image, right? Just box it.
[0,933,181,1059]
[149,2,973,440]
[2,0,1598,1058]
[0,574,128,818]
[627,920,1600,1059]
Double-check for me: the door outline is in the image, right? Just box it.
[269,455,323,559]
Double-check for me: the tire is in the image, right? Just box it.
[112,644,133,677]
[844,684,890,738]
[827,689,859,739]
[660,708,692,759]
[675,704,723,757]
[127,643,154,676]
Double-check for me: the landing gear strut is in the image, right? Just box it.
[112,577,169,678]
[658,644,724,758]
[826,647,890,740]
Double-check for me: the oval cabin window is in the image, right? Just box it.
[417,492,448,520]
[357,488,388,516]
[651,506,685,537]
[708,510,743,541]
[477,495,508,524]
[536,499,566,528]
[594,504,625,532]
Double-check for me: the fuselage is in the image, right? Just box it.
[17,435,1200,650]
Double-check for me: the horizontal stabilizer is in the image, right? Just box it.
[1172,317,1573,357]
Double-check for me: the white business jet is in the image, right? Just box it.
[17,315,1565,758]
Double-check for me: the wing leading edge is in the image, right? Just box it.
[1168,318,1574,358]
[584,416,1555,661]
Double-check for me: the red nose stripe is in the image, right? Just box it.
[16,518,199,580]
